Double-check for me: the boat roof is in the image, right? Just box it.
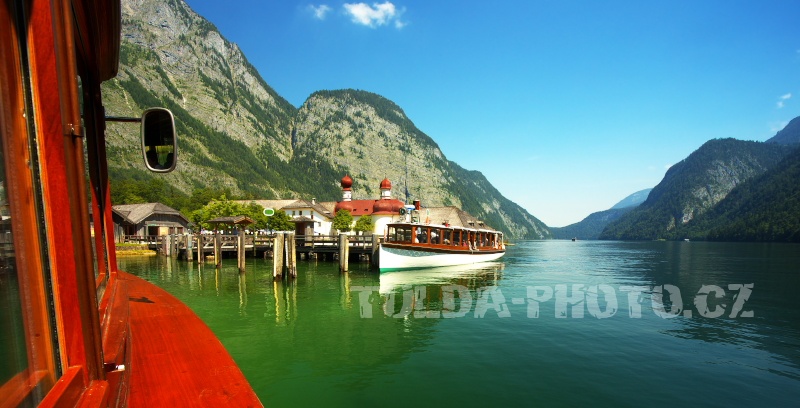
[387,221,503,234]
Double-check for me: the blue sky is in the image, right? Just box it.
[185,0,800,227]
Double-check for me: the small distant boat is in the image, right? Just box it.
[379,222,505,271]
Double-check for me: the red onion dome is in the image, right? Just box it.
[373,200,393,213]
[341,174,353,190]
[379,177,392,190]
[335,201,354,213]
[373,199,404,214]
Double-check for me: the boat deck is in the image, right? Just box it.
[121,272,262,407]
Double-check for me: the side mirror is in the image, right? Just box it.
[141,108,177,173]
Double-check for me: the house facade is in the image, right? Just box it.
[239,199,335,235]
[112,202,190,241]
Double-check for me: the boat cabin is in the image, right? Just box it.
[386,223,504,251]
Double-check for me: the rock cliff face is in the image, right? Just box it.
[103,0,296,197]
[294,90,450,203]
[599,139,790,240]
[101,0,551,238]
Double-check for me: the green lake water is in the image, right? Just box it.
[119,241,800,407]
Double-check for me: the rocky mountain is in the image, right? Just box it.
[101,0,550,239]
[697,145,800,242]
[767,116,800,146]
[292,90,550,239]
[667,143,800,241]
[599,138,791,240]
[550,189,651,240]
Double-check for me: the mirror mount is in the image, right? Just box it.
[105,107,177,173]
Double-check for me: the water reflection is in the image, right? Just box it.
[115,242,800,407]
[270,279,297,325]
[238,271,247,314]
[378,262,504,293]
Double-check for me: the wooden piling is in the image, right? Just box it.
[237,231,246,272]
[273,232,284,279]
[164,235,172,257]
[338,233,349,272]
[186,234,193,262]
[214,231,221,267]
[371,234,380,269]
[196,235,203,264]
[286,232,296,278]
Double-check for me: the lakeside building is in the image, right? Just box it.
[238,175,497,236]
[240,198,336,235]
[112,202,190,241]
[333,174,405,235]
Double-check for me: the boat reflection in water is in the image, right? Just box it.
[378,262,505,318]
[379,261,505,294]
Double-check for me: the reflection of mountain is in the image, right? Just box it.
[616,241,800,378]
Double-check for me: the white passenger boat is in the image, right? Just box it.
[379,222,505,271]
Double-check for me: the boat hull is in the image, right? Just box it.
[379,244,505,271]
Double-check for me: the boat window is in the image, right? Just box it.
[430,228,440,244]
[387,225,412,243]
[0,2,61,399]
[443,229,452,245]
[77,74,107,303]
[417,227,428,244]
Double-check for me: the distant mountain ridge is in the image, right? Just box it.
[611,188,652,209]
[550,189,651,240]
[102,0,551,238]
[599,138,793,240]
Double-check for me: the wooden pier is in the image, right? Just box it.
[131,233,380,276]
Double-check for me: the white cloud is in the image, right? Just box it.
[308,4,332,20]
[777,93,792,109]
[343,2,405,28]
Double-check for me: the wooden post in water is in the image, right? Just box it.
[196,235,203,264]
[237,230,246,272]
[338,233,349,272]
[164,234,171,257]
[273,232,284,279]
[214,231,221,267]
[285,232,296,278]
[172,234,179,258]
[186,234,193,261]
[371,234,380,269]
